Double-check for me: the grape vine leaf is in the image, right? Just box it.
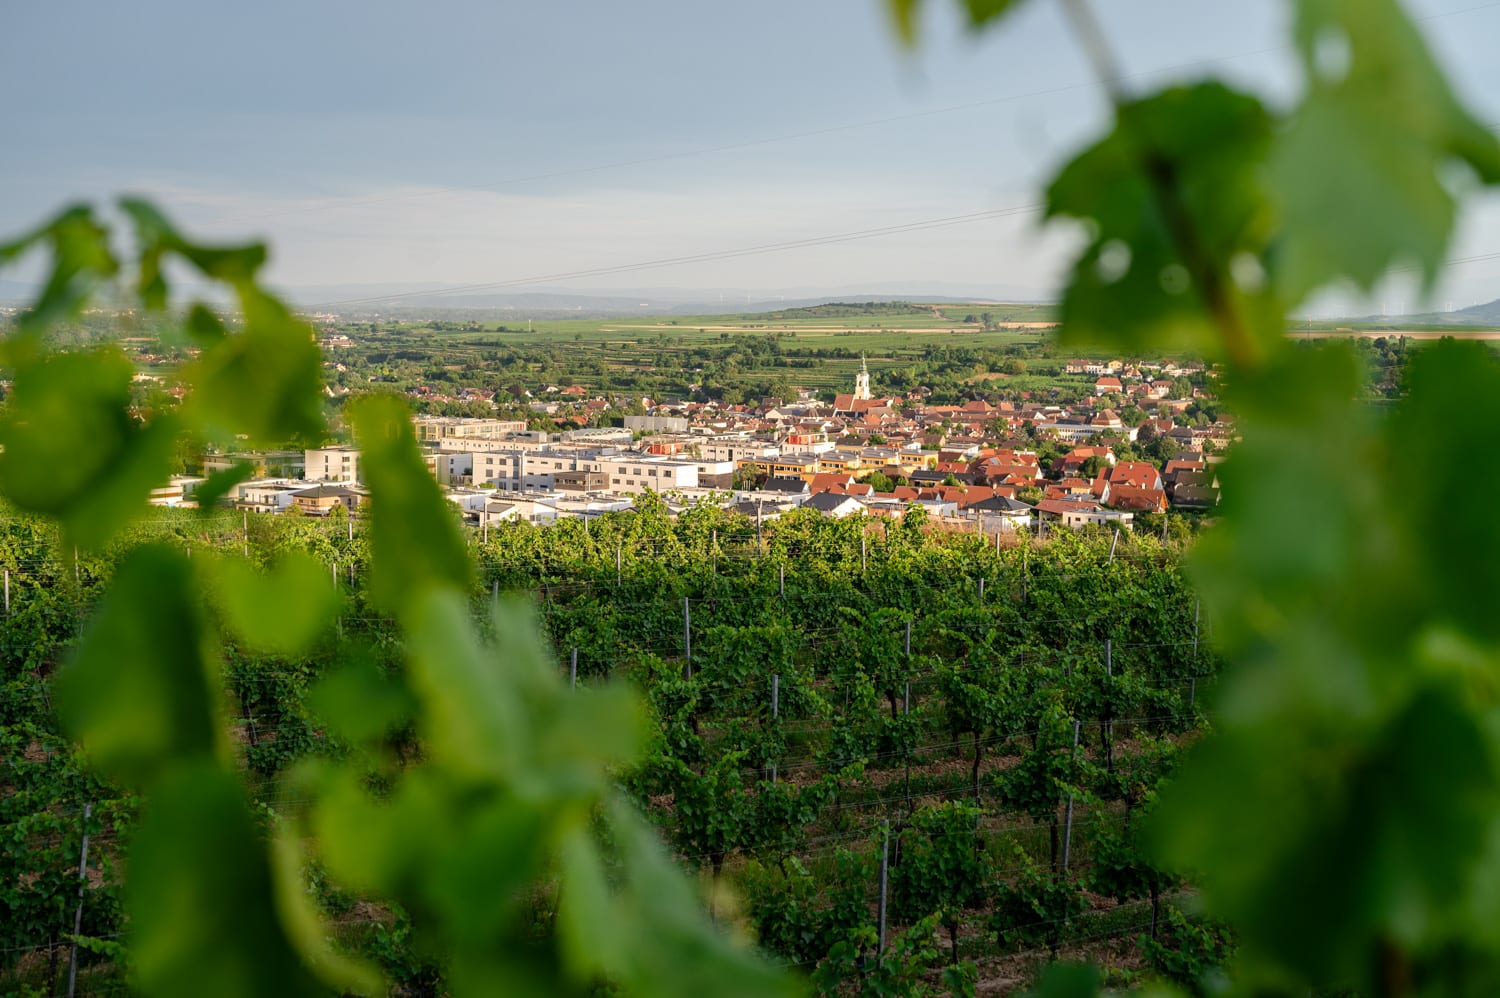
[56,546,224,788]
[0,348,180,549]
[350,394,472,613]
[1386,340,1500,641]
[180,286,325,446]
[1046,82,1280,361]
[1270,0,1500,301]
[0,204,118,342]
[210,551,339,656]
[129,763,378,998]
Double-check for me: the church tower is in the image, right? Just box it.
[854,354,872,401]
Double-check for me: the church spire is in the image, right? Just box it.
[854,353,872,401]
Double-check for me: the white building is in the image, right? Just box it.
[304,446,360,483]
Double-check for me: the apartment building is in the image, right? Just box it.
[467,448,698,493]
[412,416,526,443]
[304,446,361,483]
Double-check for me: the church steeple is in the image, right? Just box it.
[854,354,871,401]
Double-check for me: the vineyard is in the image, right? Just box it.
[2,501,1223,995]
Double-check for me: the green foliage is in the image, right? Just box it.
[990,847,1086,955]
[57,546,224,789]
[812,912,975,998]
[891,801,987,952]
[1139,907,1233,996]
[1046,83,1280,362]
[1271,0,1500,300]
[0,348,180,548]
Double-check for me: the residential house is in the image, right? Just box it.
[1108,486,1168,514]
[1107,461,1164,491]
[290,484,363,516]
[1035,497,1134,530]
[967,494,1034,533]
[804,492,865,518]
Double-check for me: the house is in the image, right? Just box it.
[808,472,857,494]
[1045,478,1096,501]
[1056,446,1116,477]
[1108,486,1168,514]
[1035,497,1134,530]
[804,492,865,519]
[483,497,558,525]
[762,476,810,496]
[1171,484,1221,510]
[290,484,363,516]
[967,494,1034,533]
[733,498,797,521]
[1166,469,1221,510]
[1094,376,1123,396]
[1107,461,1164,491]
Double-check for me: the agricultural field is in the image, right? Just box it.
[315,301,1094,409]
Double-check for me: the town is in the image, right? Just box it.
[160,354,1228,532]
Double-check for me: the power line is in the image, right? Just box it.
[306,203,1043,308]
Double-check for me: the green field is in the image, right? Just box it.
[330,301,1070,399]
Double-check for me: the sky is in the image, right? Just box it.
[3,0,1500,313]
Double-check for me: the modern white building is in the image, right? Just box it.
[304,446,360,483]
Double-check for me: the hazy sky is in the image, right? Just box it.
[3,0,1499,311]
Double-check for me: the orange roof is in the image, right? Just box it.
[1109,486,1168,512]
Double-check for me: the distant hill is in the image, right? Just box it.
[317,291,1024,320]
[1355,297,1500,326]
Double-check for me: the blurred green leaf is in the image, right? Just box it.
[119,197,267,308]
[269,829,384,996]
[557,823,625,983]
[56,545,223,788]
[1387,340,1500,641]
[0,348,178,548]
[1022,961,1103,998]
[210,551,338,657]
[1047,82,1280,362]
[1153,684,1498,990]
[305,658,415,745]
[193,460,255,513]
[182,287,324,445]
[351,394,471,613]
[185,302,228,344]
[426,793,548,945]
[404,589,528,778]
[127,763,334,998]
[1271,0,1500,301]
[1189,345,1403,657]
[0,204,118,342]
[305,766,433,897]
[607,797,800,998]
